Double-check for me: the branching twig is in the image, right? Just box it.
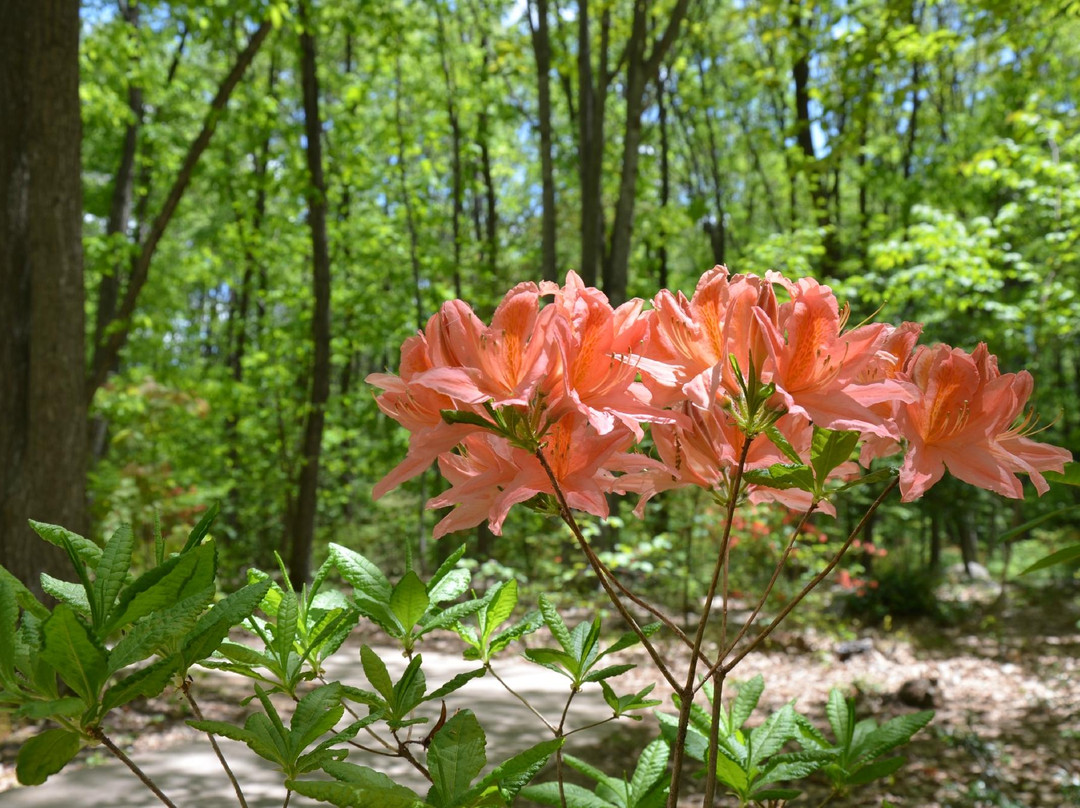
[182,678,250,808]
[88,727,178,808]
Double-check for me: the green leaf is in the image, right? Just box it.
[290,683,345,753]
[40,574,91,616]
[835,467,897,493]
[390,570,430,631]
[428,545,468,597]
[0,565,49,620]
[182,579,272,668]
[538,595,572,652]
[583,663,636,683]
[484,580,518,640]
[93,524,134,629]
[1003,505,1080,545]
[426,667,486,702]
[15,697,85,720]
[851,710,933,765]
[427,709,487,808]
[181,501,220,554]
[101,654,181,712]
[810,427,860,486]
[41,604,108,704]
[464,737,563,805]
[107,585,214,673]
[16,728,81,785]
[847,755,906,786]
[273,589,299,663]
[744,464,816,492]
[289,761,423,807]
[629,739,669,802]
[826,688,853,747]
[329,544,392,602]
[440,409,496,429]
[731,675,764,729]
[360,645,395,705]
[392,655,427,717]
[105,540,216,634]
[29,521,102,569]
[765,424,804,465]
[750,703,797,766]
[1019,542,1080,574]
[1044,461,1080,487]
[519,782,615,808]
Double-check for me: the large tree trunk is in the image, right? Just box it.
[0,0,87,593]
[289,0,333,586]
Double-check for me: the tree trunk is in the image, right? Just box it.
[289,0,333,586]
[604,0,689,306]
[577,1,609,288]
[87,20,272,401]
[528,0,558,283]
[435,2,466,299]
[0,0,87,593]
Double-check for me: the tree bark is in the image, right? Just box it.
[603,0,690,306]
[528,0,558,283]
[0,0,87,592]
[289,0,333,586]
[577,1,610,288]
[435,2,466,298]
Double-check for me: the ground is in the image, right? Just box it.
[2,579,1078,807]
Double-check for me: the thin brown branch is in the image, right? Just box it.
[88,727,178,808]
[182,679,249,808]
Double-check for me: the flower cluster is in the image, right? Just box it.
[368,267,1071,538]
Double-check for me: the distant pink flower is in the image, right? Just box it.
[895,343,1072,501]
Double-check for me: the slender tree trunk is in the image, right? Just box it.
[435,3,465,299]
[87,20,272,401]
[289,0,333,586]
[604,0,690,306]
[528,0,558,283]
[656,71,671,290]
[577,1,609,288]
[0,0,87,592]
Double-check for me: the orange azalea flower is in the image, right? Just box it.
[895,343,1071,501]
[756,276,913,439]
[415,283,558,408]
[541,271,664,438]
[427,414,635,538]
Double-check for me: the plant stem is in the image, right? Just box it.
[88,727,178,808]
[535,447,679,691]
[182,678,249,808]
[487,662,556,732]
[282,789,292,808]
[667,438,753,808]
[721,477,899,675]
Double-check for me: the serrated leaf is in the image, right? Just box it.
[428,568,470,606]
[217,640,268,666]
[630,739,669,802]
[94,524,134,629]
[765,424,804,465]
[392,655,427,717]
[329,544,392,602]
[15,697,85,720]
[584,663,635,683]
[847,755,906,786]
[427,710,487,808]
[750,704,797,765]
[465,737,562,805]
[538,595,572,652]
[290,683,345,753]
[0,565,49,620]
[484,580,518,639]
[563,754,625,796]
[16,728,81,785]
[29,521,101,569]
[105,541,216,634]
[417,598,486,634]
[428,544,467,594]
[826,688,853,746]
[182,579,272,668]
[289,761,423,807]
[360,645,395,704]
[426,667,486,702]
[851,710,933,765]
[181,501,220,554]
[390,571,430,632]
[101,654,181,712]
[519,782,615,808]
[273,589,298,663]
[41,604,107,704]
[108,585,214,673]
[731,675,764,729]
[40,574,91,616]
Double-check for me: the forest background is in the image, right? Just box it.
[2,0,1079,610]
